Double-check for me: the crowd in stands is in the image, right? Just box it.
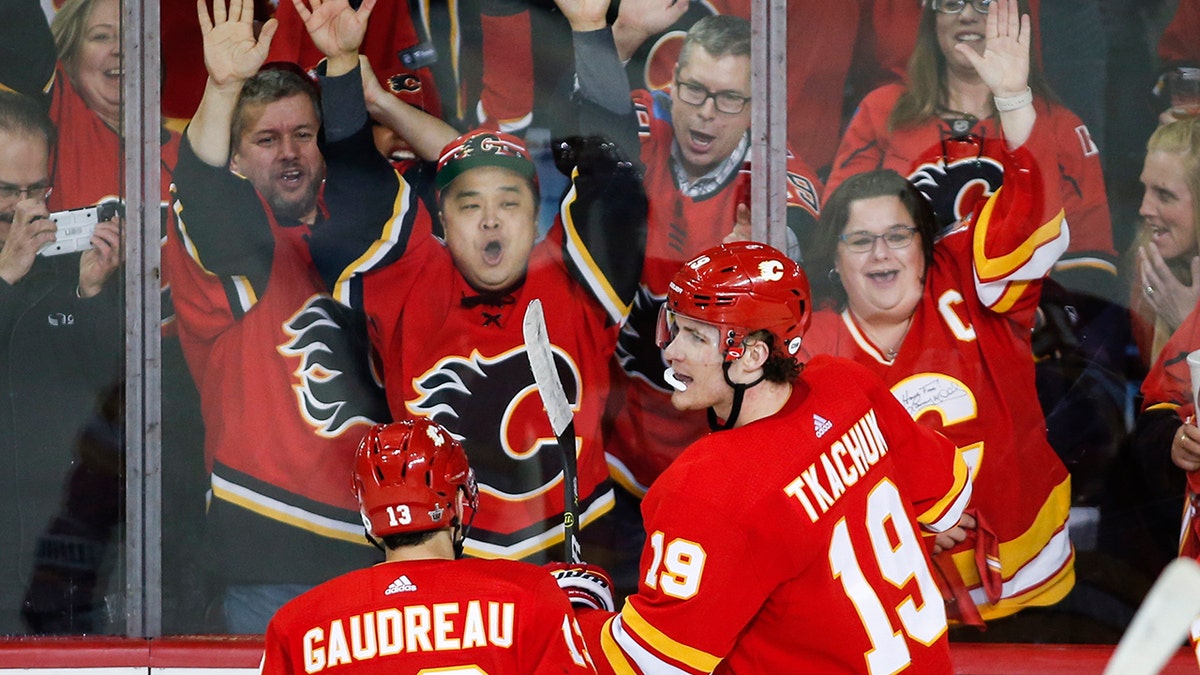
[3,0,1200,652]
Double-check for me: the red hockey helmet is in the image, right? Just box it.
[659,241,811,361]
[352,419,478,539]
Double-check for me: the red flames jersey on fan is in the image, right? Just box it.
[261,558,595,674]
[1141,299,1200,420]
[580,356,967,675]
[603,88,822,496]
[166,138,388,582]
[828,83,1115,275]
[318,133,644,563]
[349,222,623,562]
[806,131,1075,621]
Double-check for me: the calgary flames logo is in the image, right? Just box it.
[408,347,581,499]
[909,136,1005,234]
[278,296,389,438]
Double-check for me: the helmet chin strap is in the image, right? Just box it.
[707,361,766,431]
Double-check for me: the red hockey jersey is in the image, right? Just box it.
[313,128,646,562]
[167,138,389,583]
[828,83,1115,279]
[261,558,595,674]
[806,128,1075,620]
[1141,297,1200,422]
[581,355,968,674]
[603,88,822,496]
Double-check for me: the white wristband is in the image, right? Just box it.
[993,87,1033,112]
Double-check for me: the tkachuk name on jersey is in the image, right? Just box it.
[783,410,889,523]
[303,602,516,672]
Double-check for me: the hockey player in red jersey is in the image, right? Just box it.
[293,0,646,564]
[804,0,1074,622]
[260,419,597,674]
[553,241,972,674]
[555,0,822,497]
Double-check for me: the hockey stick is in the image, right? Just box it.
[1103,556,1200,674]
[522,299,583,564]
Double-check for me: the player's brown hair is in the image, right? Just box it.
[230,65,323,151]
[676,15,751,74]
[889,0,1056,131]
[747,330,801,384]
[805,170,938,310]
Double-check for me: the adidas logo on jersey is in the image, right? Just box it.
[814,414,832,438]
[385,575,417,595]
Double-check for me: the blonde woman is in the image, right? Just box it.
[1132,116,1200,368]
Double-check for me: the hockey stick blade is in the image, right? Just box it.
[1104,557,1200,675]
[522,299,582,564]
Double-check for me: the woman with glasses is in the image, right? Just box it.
[825,0,1114,297]
[802,0,1076,626]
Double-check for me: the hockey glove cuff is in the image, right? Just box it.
[545,562,616,612]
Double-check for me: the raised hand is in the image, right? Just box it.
[0,197,55,286]
[196,0,278,88]
[291,0,376,67]
[613,0,690,60]
[552,0,613,32]
[615,0,690,40]
[955,0,1029,98]
[77,212,122,298]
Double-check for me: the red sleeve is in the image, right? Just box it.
[478,10,534,133]
[968,118,1067,305]
[1141,299,1200,416]
[1159,0,1200,64]
[265,0,308,65]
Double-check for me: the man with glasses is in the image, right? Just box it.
[554,1,822,540]
[0,90,123,633]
